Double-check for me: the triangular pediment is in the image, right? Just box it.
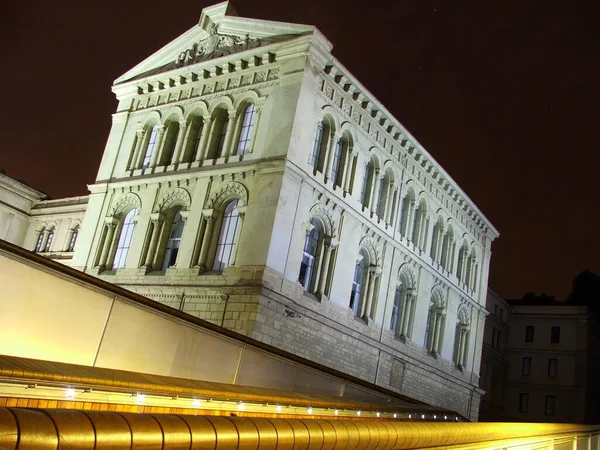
[115,1,317,85]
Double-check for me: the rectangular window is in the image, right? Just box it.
[545,395,556,416]
[525,326,535,343]
[550,326,561,344]
[492,327,501,349]
[548,358,558,378]
[519,393,529,413]
[522,357,532,376]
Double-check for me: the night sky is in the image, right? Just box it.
[2,0,599,300]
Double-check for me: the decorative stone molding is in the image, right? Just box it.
[153,187,192,213]
[358,235,382,267]
[205,181,248,209]
[176,26,261,67]
[110,193,141,216]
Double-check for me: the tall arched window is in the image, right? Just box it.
[454,308,471,370]
[207,109,229,159]
[298,218,322,292]
[235,104,256,155]
[311,122,324,170]
[160,121,180,165]
[390,272,416,339]
[34,227,45,253]
[430,217,444,262]
[330,138,343,185]
[191,118,204,161]
[213,199,242,271]
[113,208,138,269]
[142,125,159,169]
[399,189,415,237]
[361,160,376,209]
[440,226,454,271]
[161,212,185,270]
[67,225,79,252]
[44,227,55,252]
[424,293,446,355]
[457,243,469,282]
[350,251,367,316]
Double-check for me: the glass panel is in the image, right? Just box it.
[390,288,401,332]
[35,228,45,252]
[545,395,555,415]
[298,223,320,291]
[112,209,138,269]
[162,212,185,270]
[350,254,365,315]
[68,229,78,252]
[216,116,229,158]
[236,104,256,155]
[44,229,54,252]
[330,139,342,184]
[191,119,204,161]
[311,122,324,168]
[142,125,158,169]
[213,200,242,271]
[550,326,560,343]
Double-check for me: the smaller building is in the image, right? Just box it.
[479,289,509,421]
[0,172,87,266]
[503,298,600,423]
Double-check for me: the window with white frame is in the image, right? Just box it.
[112,208,138,269]
[350,250,367,316]
[34,227,45,253]
[161,212,185,270]
[298,218,322,292]
[235,103,256,155]
[68,226,79,252]
[390,272,416,339]
[44,227,55,252]
[142,125,159,169]
[212,199,242,271]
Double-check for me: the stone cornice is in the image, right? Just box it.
[320,59,499,242]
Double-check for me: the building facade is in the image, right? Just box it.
[479,289,510,421]
[1,2,498,420]
[504,301,600,423]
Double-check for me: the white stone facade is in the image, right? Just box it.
[1,2,498,420]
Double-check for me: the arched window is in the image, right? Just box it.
[377,169,393,220]
[161,212,185,270]
[44,227,55,252]
[113,208,138,269]
[399,189,415,237]
[311,120,332,174]
[390,272,416,339]
[440,226,455,271]
[213,199,242,271]
[457,243,469,282]
[68,226,79,252]
[34,227,45,253]
[453,308,471,370]
[424,292,445,355]
[430,217,445,263]
[142,125,159,169]
[350,251,367,316]
[298,218,322,292]
[160,121,180,165]
[361,160,376,209]
[411,199,428,250]
[191,118,204,161]
[235,103,256,155]
[206,109,229,160]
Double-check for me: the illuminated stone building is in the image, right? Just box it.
[0,2,499,420]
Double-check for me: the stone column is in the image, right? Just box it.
[400,294,412,337]
[324,131,337,182]
[144,213,165,268]
[223,110,238,157]
[341,150,351,193]
[197,210,215,269]
[317,241,335,296]
[171,121,188,164]
[369,170,381,215]
[196,115,212,162]
[363,267,379,320]
[130,128,144,169]
[384,181,394,225]
[405,201,416,241]
[149,125,165,167]
[359,269,372,317]
[433,311,443,354]
[98,218,118,268]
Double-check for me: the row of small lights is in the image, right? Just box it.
[62,386,461,421]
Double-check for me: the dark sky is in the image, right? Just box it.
[2,0,599,300]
